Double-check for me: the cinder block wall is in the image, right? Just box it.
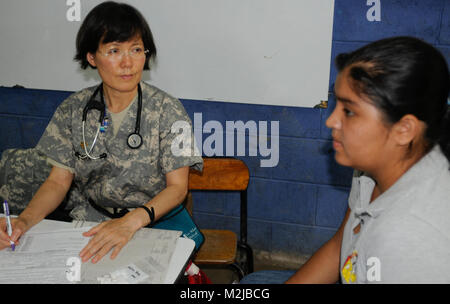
[190,0,450,257]
[0,0,449,259]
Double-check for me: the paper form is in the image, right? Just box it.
[0,220,181,284]
[0,228,90,284]
[0,218,182,284]
[82,228,182,284]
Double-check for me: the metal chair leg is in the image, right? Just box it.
[228,262,246,280]
[237,241,254,274]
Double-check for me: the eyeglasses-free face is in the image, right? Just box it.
[326,66,394,174]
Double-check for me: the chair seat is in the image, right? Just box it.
[194,229,237,265]
[188,157,254,278]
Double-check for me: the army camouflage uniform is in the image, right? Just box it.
[33,81,202,222]
[0,148,51,215]
[0,148,79,216]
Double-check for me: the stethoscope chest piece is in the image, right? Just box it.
[127,132,143,149]
[79,82,144,160]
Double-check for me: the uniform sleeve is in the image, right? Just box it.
[35,98,75,171]
[46,157,75,174]
[158,95,203,175]
[0,148,51,214]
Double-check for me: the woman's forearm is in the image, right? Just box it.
[19,167,73,230]
[285,236,342,284]
[126,167,190,230]
[285,208,350,284]
[128,183,187,230]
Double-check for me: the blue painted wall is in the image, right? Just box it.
[190,0,450,257]
[0,0,449,258]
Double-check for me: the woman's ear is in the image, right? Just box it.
[392,114,424,147]
[86,53,97,68]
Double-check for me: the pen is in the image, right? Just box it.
[2,200,15,251]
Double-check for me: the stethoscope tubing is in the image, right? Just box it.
[78,83,143,160]
[81,120,102,159]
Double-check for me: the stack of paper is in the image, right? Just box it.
[0,219,181,284]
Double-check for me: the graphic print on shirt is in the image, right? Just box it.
[342,250,358,283]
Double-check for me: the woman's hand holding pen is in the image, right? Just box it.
[0,217,28,250]
[79,210,147,263]
[0,217,12,250]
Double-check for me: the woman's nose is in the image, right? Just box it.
[325,107,340,130]
[119,53,133,68]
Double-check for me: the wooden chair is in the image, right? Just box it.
[187,157,254,279]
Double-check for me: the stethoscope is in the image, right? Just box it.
[75,83,143,160]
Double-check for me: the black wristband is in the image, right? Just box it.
[137,205,155,226]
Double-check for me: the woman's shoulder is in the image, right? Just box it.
[387,158,450,240]
[407,169,450,235]
[365,147,450,238]
[57,85,98,110]
[140,82,189,119]
[140,81,181,106]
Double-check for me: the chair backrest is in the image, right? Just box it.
[188,157,253,274]
[188,157,249,191]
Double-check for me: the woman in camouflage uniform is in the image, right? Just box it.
[0,1,202,263]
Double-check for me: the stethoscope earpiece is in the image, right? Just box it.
[79,83,143,160]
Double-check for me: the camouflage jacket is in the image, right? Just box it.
[33,81,202,221]
[0,148,51,215]
[0,148,83,216]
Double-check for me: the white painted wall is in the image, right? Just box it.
[0,0,334,107]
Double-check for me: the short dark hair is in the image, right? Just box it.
[74,1,156,70]
[335,36,450,161]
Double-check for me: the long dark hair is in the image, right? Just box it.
[335,36,450,161]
